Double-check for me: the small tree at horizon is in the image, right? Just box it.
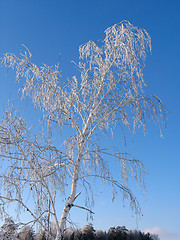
[0,21,166,240]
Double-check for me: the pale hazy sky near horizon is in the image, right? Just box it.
[0,1,180,240]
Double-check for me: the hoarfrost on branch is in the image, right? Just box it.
[0,21,166,239]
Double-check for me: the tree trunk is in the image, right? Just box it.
[56,157,81,240]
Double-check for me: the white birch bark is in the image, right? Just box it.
[57,131,86,239]
[57,160,81,240]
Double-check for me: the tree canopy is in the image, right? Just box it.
[0,21,166,240]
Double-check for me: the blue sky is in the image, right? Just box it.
[0,1,180,240]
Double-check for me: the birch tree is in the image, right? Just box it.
[0,21,166,240]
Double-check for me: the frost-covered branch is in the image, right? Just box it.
[0,21,167,240]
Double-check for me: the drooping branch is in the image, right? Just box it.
[78,174,141,215]
[0,196,47,231]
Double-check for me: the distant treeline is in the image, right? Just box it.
[0,219,159,240]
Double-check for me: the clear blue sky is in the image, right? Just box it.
[0,1,180,240]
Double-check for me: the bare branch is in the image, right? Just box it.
[72,204,95,215]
